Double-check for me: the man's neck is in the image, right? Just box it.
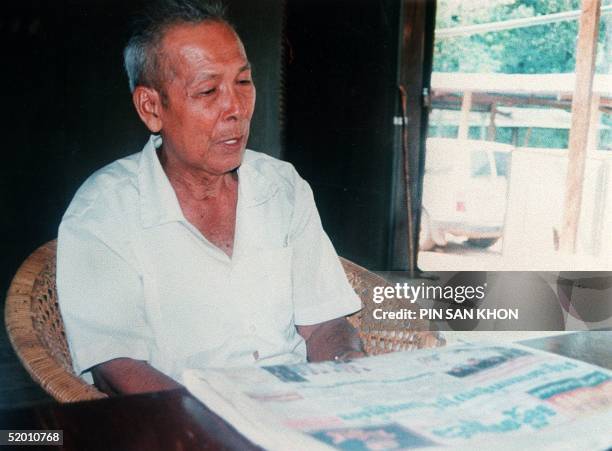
[158,148,238,202]
[157,147,239,257]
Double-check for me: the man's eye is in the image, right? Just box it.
[199,88,216,96]
[238,79,252,85]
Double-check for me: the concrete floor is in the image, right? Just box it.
[418,237,611,271]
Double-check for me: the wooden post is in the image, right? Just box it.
[587,94,601,153]
[560,0,601,254]
[458,90,472,139]
[524,127,532,147]
[487,103,497,141]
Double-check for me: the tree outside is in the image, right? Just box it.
[431,0,611,149]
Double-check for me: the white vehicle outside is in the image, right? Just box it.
[420,138,513,250]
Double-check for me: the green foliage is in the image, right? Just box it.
[428,125,570,148]
[432,1,611,150]
[434,0,609,74]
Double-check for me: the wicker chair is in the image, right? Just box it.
[5,241,106,402]
[5,240,443,403]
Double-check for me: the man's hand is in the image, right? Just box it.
[296,317,365,362]
[91,358,182,396]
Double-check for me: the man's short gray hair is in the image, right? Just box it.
[123,0,229,94]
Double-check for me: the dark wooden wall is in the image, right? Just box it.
[284,0,403,270]
[1,0,138,296]
[391,0,436,271]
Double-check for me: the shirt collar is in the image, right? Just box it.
[138,135,278,228]
[236,153,279,208]
[138,135,185,228]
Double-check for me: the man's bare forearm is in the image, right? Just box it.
[297,317,365,362]
[91,358,182,396]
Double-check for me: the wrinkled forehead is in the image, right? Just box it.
[159,21,248,80]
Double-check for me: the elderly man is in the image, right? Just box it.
[57,0,364,396]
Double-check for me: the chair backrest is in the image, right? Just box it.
[5,240,107,402]
[5,240,442,402]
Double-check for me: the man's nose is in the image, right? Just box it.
[220,85,243,120]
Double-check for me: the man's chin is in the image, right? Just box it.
[213,152,244,175]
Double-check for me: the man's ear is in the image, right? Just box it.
[132,86,164,133]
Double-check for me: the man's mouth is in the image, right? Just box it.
[217,135,243,146]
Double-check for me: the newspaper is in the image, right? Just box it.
[183,343,612,451]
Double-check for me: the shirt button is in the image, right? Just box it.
[253,350,259,360]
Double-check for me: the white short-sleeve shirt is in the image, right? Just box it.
[57,136,361,382]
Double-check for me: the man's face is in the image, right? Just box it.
[157,21,255,176]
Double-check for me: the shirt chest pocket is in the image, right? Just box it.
[229,246,294,335]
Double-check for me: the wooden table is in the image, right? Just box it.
[1,388,260,451]
[520,330,612,370]
[2,331,610,451]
